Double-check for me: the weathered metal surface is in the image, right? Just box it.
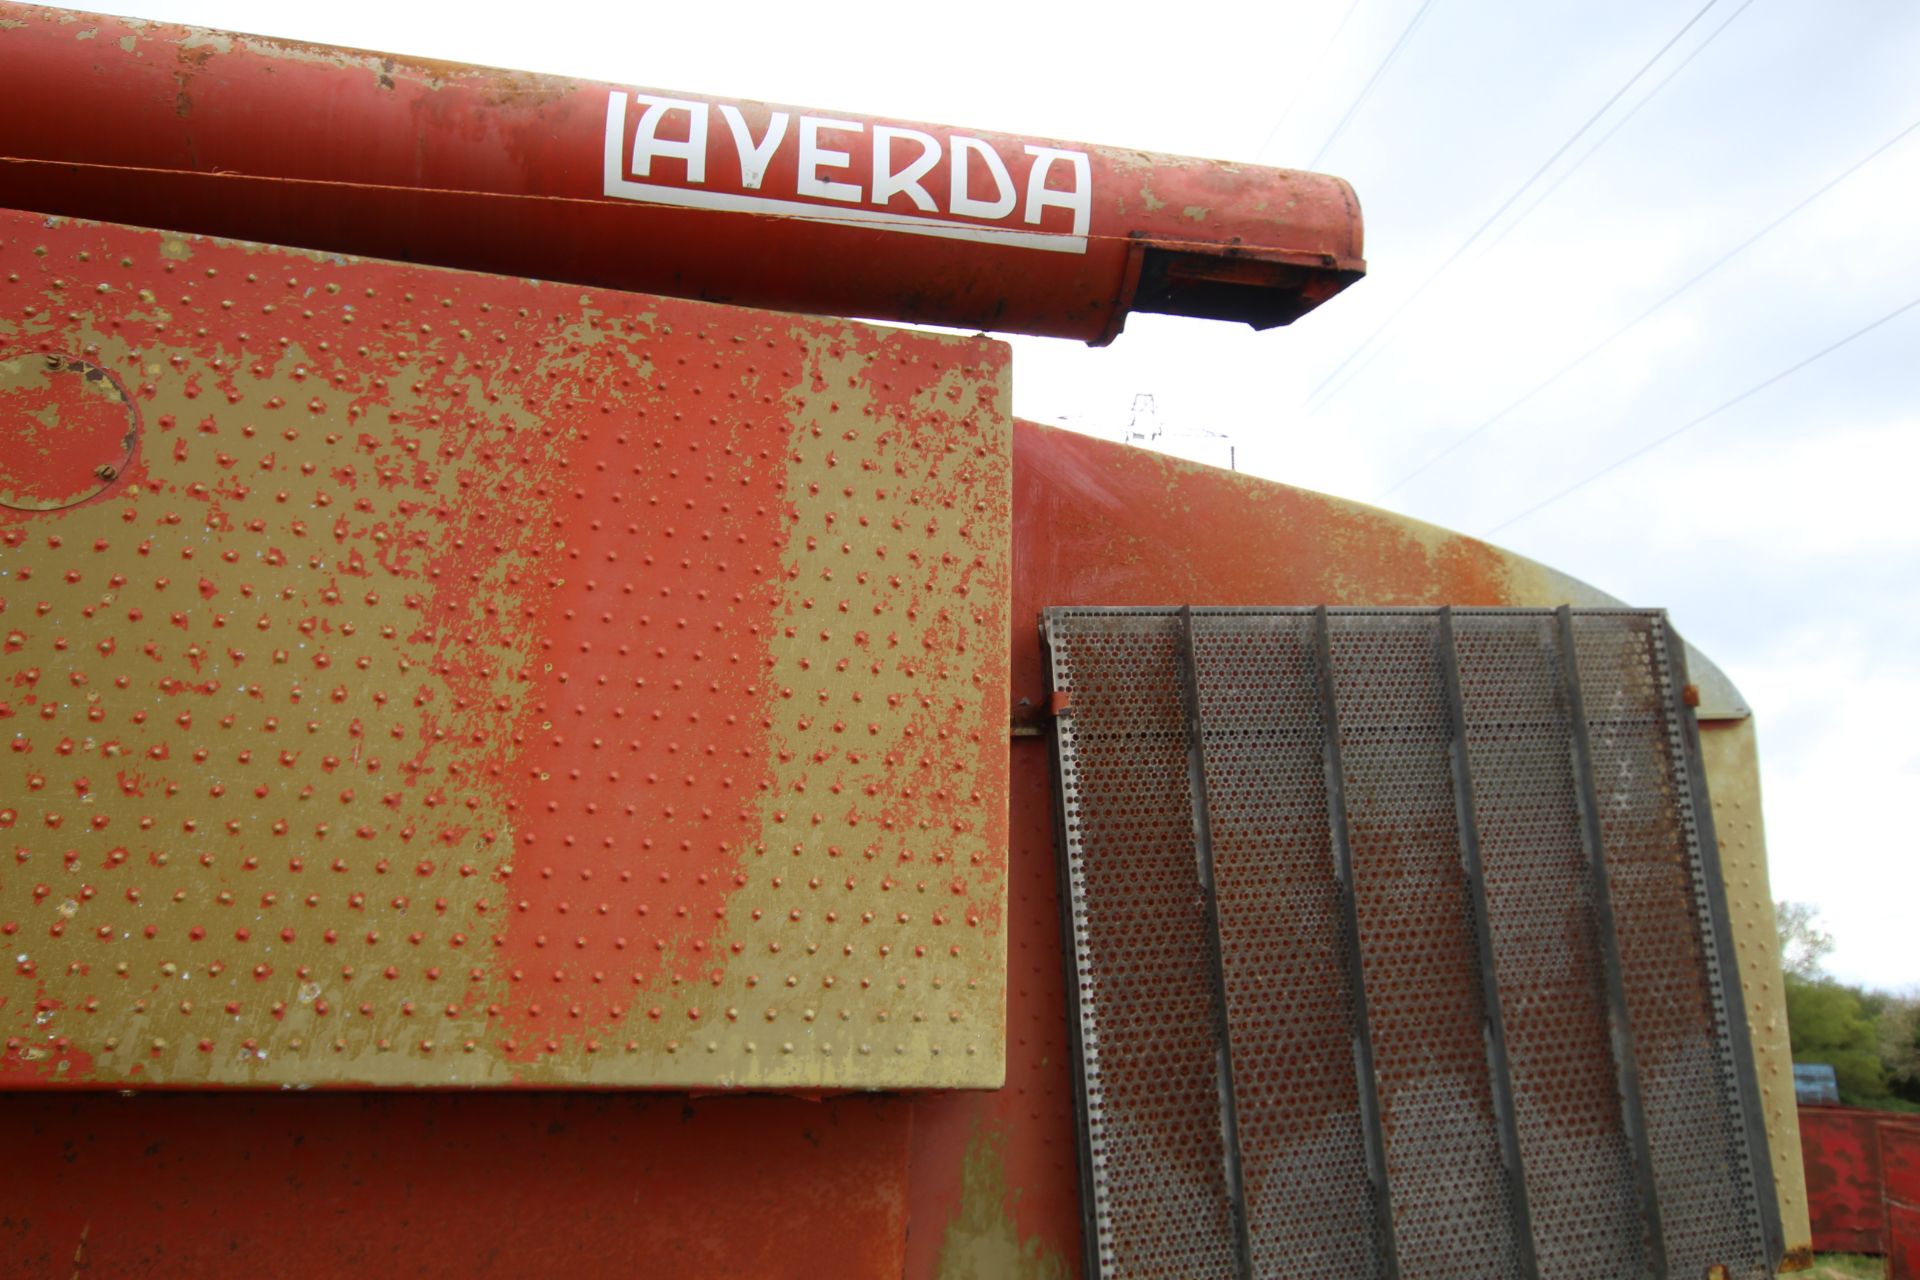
[0,740,1080,1280]
[1887,1122,1920,1279]
[1045,605,1776,1280]
[0,207,1011,1088]
[1893,1201,1920,1280]
[1008,422,1750,720]
[1047,612,1238,1278]
[0,1092,915,1277]
[1559,610,1666,1274]
[1451,614,1635,1274]
[0,352,137,511]
[1329,612,1525,1279]
[1568,614,1774,1274]
[1434,608,1542,1279]
[1310,607,1402,1280]
[1172,607,1256,1278]
[1796,1108,1920,1266]
[0,5,1363,344]
[1701,716,1812,1242]
[1008,420,1808,1258]
[1799,1107,1889,1254]
[0,418,1807,1275]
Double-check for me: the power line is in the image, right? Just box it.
[1253,0,1368,161]
[1485,293,1920,536]
[1375,112,1920,502]
[1467,0,1763,265]
[1301,0,1724,410]
[1309,0,1441,170]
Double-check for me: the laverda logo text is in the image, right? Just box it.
[602,91,1092,255]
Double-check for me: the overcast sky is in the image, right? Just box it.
[100,0,1919,989]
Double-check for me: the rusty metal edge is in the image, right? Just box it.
[1557,605,1670,1279]
[1313,606,1403,1280]
[1657,616,1786,1271]
[1176,606,1257,1280]
[1436,607,1543,1280]
[1039,611,1108,1280]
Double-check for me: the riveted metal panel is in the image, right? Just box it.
[1045,607,1776,1279]
[0,208,1010,1089]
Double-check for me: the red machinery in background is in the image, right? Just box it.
[0,5,1808,1277]
[1800,1107,1920,1273]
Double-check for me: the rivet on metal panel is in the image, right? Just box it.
[0,211,1011,1089]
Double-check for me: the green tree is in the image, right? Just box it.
[1875,994,1920,1104]
[1784,973,1887,1101]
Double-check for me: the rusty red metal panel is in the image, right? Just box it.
[1885,1120,1920,1279]
[0,1092,913,1278]
[0,207,1012,1089]
[1007,420,1523,719]
[1885,1120,1920,1208]
[0,739,1082,1279]
[0,419,1794,1275]
[1891,1201,1920,1280]
[0,5,1363,344]
[1799,1107,1888,1254]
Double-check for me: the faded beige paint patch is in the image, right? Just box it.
[1700,717,1812,1257]
[935,1124,1070,1280]
[697,320,1011,1090]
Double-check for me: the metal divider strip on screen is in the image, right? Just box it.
[1557,606,1671,1278]
[1041,616,1108,1278]
[1436,609,1544,1280]
[1657,616,1784,1268]
[1044,668,1106,1280]
[1452,611,1651,1278]
[1573,613,1768,1278]
[1330,611,1522,1277]
[1175,607,1257,1280]
[1045,611,1241,1279]
[1313,606,1404,1280]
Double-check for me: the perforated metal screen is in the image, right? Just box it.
[1046,607,1780,1280]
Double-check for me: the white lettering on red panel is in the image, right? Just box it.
[602,92,1092,255]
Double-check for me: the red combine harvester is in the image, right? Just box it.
[0,6,1812,1276]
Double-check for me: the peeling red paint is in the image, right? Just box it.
[0,211,1009,1086]
[0,355,137,511]
[1010,419,1519,707]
